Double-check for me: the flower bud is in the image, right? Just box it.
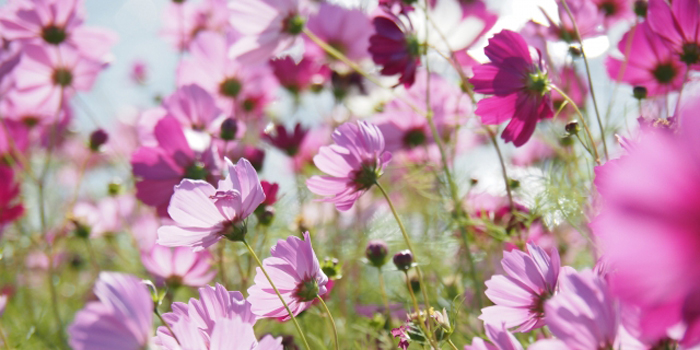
[568,46,582,57]
[108,180,122,196]
[365,240,389,268]
[321,257,342,280]
[634,0,647,17]
[393,250,414,271]
[565,121,581,135]
[255,206,275,226]
[220,118,238,141]
[89,129,108,152]
[633,86,648,100]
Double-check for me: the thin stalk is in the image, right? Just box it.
[559,0,608,160]
[458,227,482,310]
[551,85,601,165]
[403,271,437,349]
[0,323,10,350]
[315,296,339,350]
[447,339,460,350]
[242,240,311,350]
[155,308,180,346]
[486,129,514,211]
[377,268,390,314]
[374,182,439,348]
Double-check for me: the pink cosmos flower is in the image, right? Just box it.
[269,55,329,94]
[511,138,556,166]
[0,119,28,161]
[551,66,588,118]
[592,96,700,346]
[262,122,308,156]
[648,0,700,68]
[539,269,619,350]
[480,242,561,332]
[369,10,420,87]
[131,116,220,217]
[0,0,117,60]
[156,283,282,349]
[160,0,231,51]
[0,166,24,231]
[162,84,223,134]
[71,195,134,237]
[129,59,147,85]
[607,22,687,97]
[292,124,331,172]
[591,0,635,28]
[177,32,278,118]
[9,44,104,114]
[228,0,306,64]
[543,0,603,42]
[470,30,554,147]
[68,272,153,350]
[306,3,372,61]
[157,157,265,250]
[464,322,524,350]
[306,120,392,211]
[141,245,216,288]
[247,232,328,320]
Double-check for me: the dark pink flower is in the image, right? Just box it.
[592,0,635,28]
[543,0,603,42]
[269,55,328,94]
[260,181,279,206]
[607,22,687,97]
[470,30,554,147]
[551,66,588,118]
[247,232,329,320]
[591,96,700,346]
[262,123,308,156]
[648,0,700,68]
[131,116,220,217]
[68,272,153,350]
[0,166,24,231]
[306,121,392,211]
[369,11,421,87]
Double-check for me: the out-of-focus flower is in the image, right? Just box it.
[71,195,134,237]
[306,121,392,211]
[0,292,7,317]
[0,166,24,231]
[247,232,328,320]
[255,180,278,226]
[369,11,421,87]
[162,84,223,134]
[648,0,700,68]
[9,44,104,114]
[68,272,153,350]
[470,30,554,147]
[0,119,28,161]
[157,158,265,250]
[592,96,700,346]
[551,66,588,118]
[292,124,331,172]
[228,0,306,64]
[464,322,524,350]
[607,22,686,97]
[177,32,278,118]
[542,0,603,42]
[306,3,372,62]
[365,239,389,268]
[131,116,220,216]
[480,242,561,332]
[141,245,216,288]
[129,59,147,85]
[263,123,308,156]
[160,0,230,51]
[511,138,556,166]
[591,0,635,28]
[392,250,414,271]
[269,55,328,94]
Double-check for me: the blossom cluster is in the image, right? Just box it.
[0,0,699,349]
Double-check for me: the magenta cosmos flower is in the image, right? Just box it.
[607,22,687,97]
[471,30,554,147]
[306,2,372,62]
[68,272,153,350]
[648,0,700,68]
[269,55,329,94]
[592,0,635,28]
[141,244,216,288]
[0,166,24,232]
[131,116,220,217]
[480,242,561,332]
[157,157,265,250]
[247,232,328,320]
[369,10,420,87]
[591,96,700,346]
[9,44,104,114]
[465,322,524,350]
[262,122,308,156]
[306,120,392,211]
[228,0,306,64]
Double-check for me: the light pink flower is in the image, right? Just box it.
[592,96,700,346]
[157,157,265,250]
[470,30,554,147]
[9,44,104,114]
[68,272,153,350]
[591,0,635,29]
[465,322,524,350]
[247,232,328,320]
[306,3,372,61]
[228,0,305,64]
[606,22,686,97]
[160,0,231,51]
[544,0,603,42]
[511,138,556,166]
[129,59,147,85]
[551,66,588,118]
[162,83,223,134]
[306,120,392,211]
[480,242,561,332]
[177,31,278,118]
[71,195,134,237]
[141,245,216,288]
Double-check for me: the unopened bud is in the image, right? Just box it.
[568,46,582,57]
[108,180,122,196]
[565,121,581,135]
[393,250,414,271]
[256,206,275,226]
[366,240,389,268]
[220,118,238,141]
[89,129,108,152]
[633,86,648,100]
[321,257,342,280]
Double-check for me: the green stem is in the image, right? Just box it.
[447,339,460,350]
[0,323,10,350]
[559,0,608,161]
[377,268,390,314]
[316,296,339,350]
[155,308,181,346]
[551,85,601,165]
[242,240,311,350]
[486,129,514,212]
[458,227,482,310]
[402,271,437,349]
